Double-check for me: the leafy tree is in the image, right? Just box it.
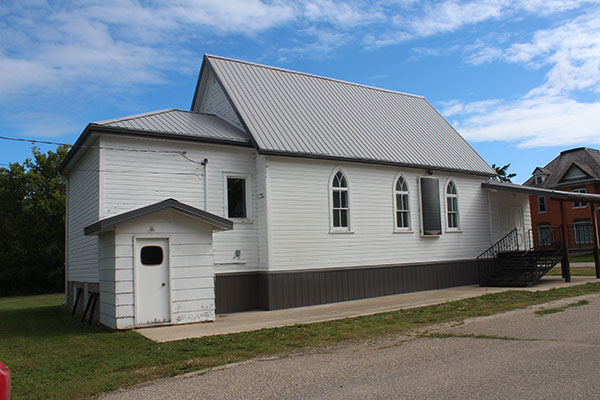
[491,163,516,183]
[0,146,69,296]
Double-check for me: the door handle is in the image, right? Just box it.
[161,283,166,287]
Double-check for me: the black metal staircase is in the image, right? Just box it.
[478,228,563,287]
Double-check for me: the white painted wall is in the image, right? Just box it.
[255,155,270,270]
[266,156,493,271]
[98,210,216,330]
[489,191,532,249]
[99,135,259,274]
[66,144,100,282]
[197,67,242,128]
[98,231,117,329]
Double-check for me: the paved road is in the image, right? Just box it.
[101,294,600,399]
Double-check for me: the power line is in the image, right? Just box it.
[0,135,188,155]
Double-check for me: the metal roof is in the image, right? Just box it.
[92,108,251,144]
[84,198,233,235]
[204,55,495,176]
[483,180,600,202]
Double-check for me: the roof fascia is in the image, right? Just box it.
[59,124,98,175]
[482,181,600,202]
[85,198,233,235]
[59,123,254,176]
[190,54,209,111]
[88,124,252,146]
[262,150,495,177]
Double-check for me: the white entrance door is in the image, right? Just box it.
[499,207,525,250]
[135,238,171,326]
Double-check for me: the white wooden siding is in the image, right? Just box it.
[266,156,493,271]
[198,68,242,128]
[113,211,215,328]
[66,145,100,282]
[255,155,269,270]
[99,135,258,273]
[98,232,116,329]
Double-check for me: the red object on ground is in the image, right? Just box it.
[0,362,9,400]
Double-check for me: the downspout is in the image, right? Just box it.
[595,205,600,249]
[64,179,69,305]
[594,205,600,279]
[202,159,208,210]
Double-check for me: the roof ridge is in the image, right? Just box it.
[205,54,425,100]
[93,108,177,125]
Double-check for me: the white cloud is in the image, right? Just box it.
[400,0,506,37]
[447,8,600,149]
[454,96,600,148]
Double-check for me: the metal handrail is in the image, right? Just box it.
[478,228,518,260]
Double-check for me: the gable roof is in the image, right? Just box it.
[524,147,600,188]
[84,198,233,235]
[193,55,495,176]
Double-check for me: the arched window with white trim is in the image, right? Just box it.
[394,176,410,229]
[446,180,459,229]
[331,170,350,230]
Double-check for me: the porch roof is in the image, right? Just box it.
[84,198,233,235]
[482,180,600,202]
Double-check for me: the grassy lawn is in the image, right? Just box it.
[547,266,597,276]
[570,253,595,263]
[2,283,600,399]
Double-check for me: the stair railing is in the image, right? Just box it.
[478,228,518,283]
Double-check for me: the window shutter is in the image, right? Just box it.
[420,177,442,236]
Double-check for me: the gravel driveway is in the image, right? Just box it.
[100,293,600,400]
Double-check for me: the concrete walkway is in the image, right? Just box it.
[136,276,598,343]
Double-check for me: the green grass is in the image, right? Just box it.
[570,253,595,263]
[2,283,600,399]
[535,299,589,315]
[547,266,597,276]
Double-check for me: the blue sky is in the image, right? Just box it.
[1,0,599,183]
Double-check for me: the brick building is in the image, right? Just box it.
[524,147,600,252]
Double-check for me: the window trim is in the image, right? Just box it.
[223,173,252,221]
[393,173,412,232]
[537,223,552,246]
[573,219,593,245]
[537,195,547,214]
[572,188,588,209]
[329,168,352,233]
[445,179,460,231]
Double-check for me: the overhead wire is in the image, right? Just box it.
[0,135,188,155]
[0,136,208,177]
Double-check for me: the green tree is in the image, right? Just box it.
[491,163,516,183]
[0,145,69,296]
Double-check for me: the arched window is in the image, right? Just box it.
[331,170,349,229]
[394,176,410,229]
[446,180,459,229]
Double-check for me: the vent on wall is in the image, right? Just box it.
[420,177,442,236]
